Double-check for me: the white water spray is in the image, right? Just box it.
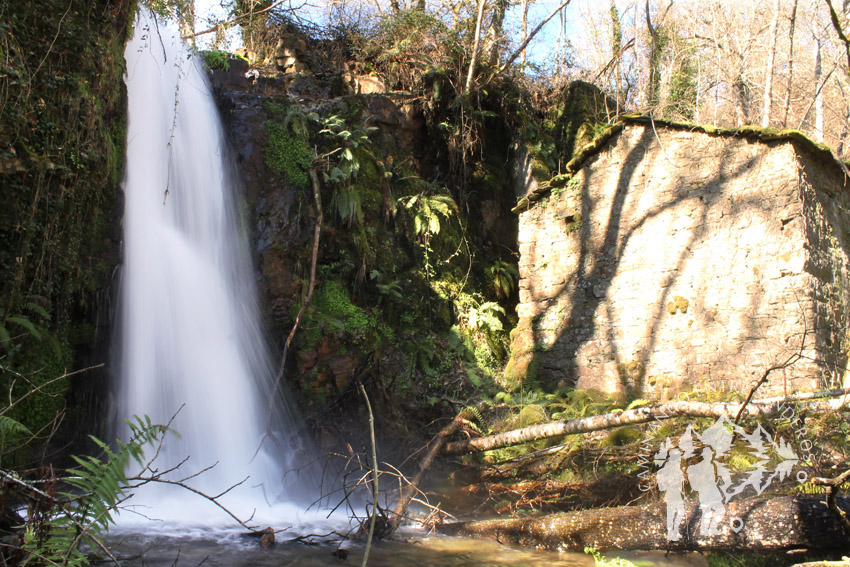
[118,12,305,524]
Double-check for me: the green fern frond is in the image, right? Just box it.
[24,302,50,320]
[462,405,484,426]
[0,415,32,438]
[5,315,41,340]
[24,416,166,566]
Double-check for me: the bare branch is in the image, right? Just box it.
[812,467,850,538]
[493,0,575,78]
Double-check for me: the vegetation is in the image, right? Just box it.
[0,0,133,475]
[3,0,850,561]
[201,49,231,71]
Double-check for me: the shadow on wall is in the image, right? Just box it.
[507,123,850,398]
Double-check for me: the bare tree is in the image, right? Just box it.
[782,0,800,126]
[762,0,781,126]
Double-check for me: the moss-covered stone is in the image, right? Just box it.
[501,320,538,392]
[264,120,313,188]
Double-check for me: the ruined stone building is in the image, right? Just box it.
[507,116,850,398]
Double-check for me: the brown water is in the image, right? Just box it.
[106,529,709,566]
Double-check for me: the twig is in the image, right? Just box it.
[735,336,805,424]
[29,0,73,84]
[592,37,636,85]
[387,412,466,532]
[268,167,322,412]
[812,467,850,538]
[826,0,850,71]
[183,0,294,39]
[127,475,259,532]
[358,383,378,567]
[0,363,104,417]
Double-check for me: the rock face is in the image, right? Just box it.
[210,62,443,403]
[508,121,850,396]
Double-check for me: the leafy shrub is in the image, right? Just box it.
[201,50,230,71]
[353,9,464,91]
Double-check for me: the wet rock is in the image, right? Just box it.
[259,527,275,548]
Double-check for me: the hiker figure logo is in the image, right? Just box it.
[654,416,800,541]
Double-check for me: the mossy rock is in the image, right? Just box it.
[511,404,548,429]
[603,426,642,447]
[501,321,538,392]
[264,120,312,188]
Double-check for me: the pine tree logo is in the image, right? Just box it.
[653,416,800,540]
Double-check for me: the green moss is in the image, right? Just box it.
[502,331,538,392]
[0,0,131,447]
[705,551,831,567]
[529,158,550,181]
[516,102,845,213]
[264,121,313,188]
[201,50,230,71]
[512,404,548,428]
[616,361,645,382]
[5,338,74,449]
[602,426,642,447]
[304,280,393,350]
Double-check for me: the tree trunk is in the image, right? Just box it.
[439,496,850,551]
[645,0,661,111]
[734,73,750,126]
[485,0,508,66]
[782,0,798,127]
[443,389,850,456]
[815,37,824,142]
[610,0,622,110]
[761,0,779,127]
[464,0,486,94]
[520,0,529,65]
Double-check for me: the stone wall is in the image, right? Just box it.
[508,123,850,397]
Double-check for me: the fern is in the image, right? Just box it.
[467,302,505,334]
[24,416,166,566]
[400,193,458,236]
[0,415,32,438]
[488,260,519,299]
[462,404,484,426]
[460,405,487,435]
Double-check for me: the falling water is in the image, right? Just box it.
[118,11,305,524]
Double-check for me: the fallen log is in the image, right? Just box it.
[443,388,850,456]
[439,495,850,551]
[386,413,464,533]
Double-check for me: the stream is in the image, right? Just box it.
[106,527,708,567]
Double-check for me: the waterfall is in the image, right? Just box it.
[118,11,304,524]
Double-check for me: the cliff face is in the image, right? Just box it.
[508,121,850,397]
[0,0,133,445]
[209,48,519,438]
